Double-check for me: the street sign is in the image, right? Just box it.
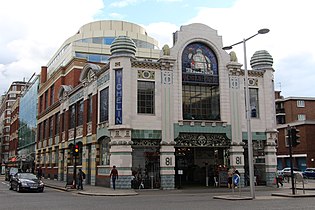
[233,174,240,186]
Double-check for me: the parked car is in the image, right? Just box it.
[279,167,301,177]
[9,172,44,192]
[302,168,315,179]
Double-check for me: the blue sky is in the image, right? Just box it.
[99,0,236,25]
[1,0,315,98]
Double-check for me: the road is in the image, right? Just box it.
[2,176,315,210]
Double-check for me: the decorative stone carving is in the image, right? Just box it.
[132,139,160,147]
[162,44,170,56]
[229,51,238,62]
[175,133,231,147]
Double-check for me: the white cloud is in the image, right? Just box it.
[0,0,104,94]
[147,0,315,97]
[1,0,314,97]
[144,22,178,48]
[109,12,125,19]
[109,0,140,8]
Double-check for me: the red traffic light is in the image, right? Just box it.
[73,144,80,155]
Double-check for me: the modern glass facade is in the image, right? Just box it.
[18,76,39,154]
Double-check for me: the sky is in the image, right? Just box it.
[1,0,315,97]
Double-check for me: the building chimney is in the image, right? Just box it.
[41,66,47,84]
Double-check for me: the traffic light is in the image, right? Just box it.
[291,127,300,147]
[285,128,291,147]
[73,144,80,156]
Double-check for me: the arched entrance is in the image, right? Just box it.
[175,133,231,187]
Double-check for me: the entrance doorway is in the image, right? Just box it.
[175,147,227,187]
[132,146,160,189]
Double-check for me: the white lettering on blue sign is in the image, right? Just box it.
[115,69,123,124]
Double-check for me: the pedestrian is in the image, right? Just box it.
[227,167,233,188]
[77,169,85,190]
[233,167,240,188]
[37,167,43,180]
[275,171,283,188]
[110,165,118,190]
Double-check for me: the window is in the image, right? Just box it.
[298,114,306,121]
[87,95,92,122]
[69,105,76,129]
[49,117,53,138]
[99,88,109,122]
[49,148,52,167]
[55,113,60,135]
[182,85,220,120]
[99,138,110,165]
[38,123,42,142]
[249,88,259,118]
[55,147,59,165]
[297,100,305,107]
[44,91,48,109]
[77,100,84,126]
[39,96,43,113]
[50,84,54,105]
[137,81,155,114]
[62,111,65,132]
[9,93,16,98]
[43,120,46,139]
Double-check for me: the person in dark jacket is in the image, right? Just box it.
[37,167,43,180]
[110,165,118,190]
[77,169,85,190]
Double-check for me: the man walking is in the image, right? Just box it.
[77,169,85,190]
[110,165,118,190]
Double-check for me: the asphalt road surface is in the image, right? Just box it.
[1,176,315,210]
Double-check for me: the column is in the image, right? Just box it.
[159,56,176,189]
[227,61,245,185]
[264,130,278,185]
[160,143,175,189]
[109,129,133,189]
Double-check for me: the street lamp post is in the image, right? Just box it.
[223,28,269,199]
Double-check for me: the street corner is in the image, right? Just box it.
[213,195,253,200]
[77,189,138,196]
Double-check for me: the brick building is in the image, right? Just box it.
[0,82,27,165]
[275,91,315,170]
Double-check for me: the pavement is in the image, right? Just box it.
[41,177,315,198]
[43,178,138,196]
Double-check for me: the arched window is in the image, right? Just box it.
[99,137,110,165]
[181,42,220,120]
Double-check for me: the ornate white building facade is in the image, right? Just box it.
[37,20,277,189]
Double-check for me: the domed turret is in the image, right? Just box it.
[110,35,136,57]
[250,50,273,70]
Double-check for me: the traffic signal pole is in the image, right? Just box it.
[72,106,78,189]
[287,126,295,195]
